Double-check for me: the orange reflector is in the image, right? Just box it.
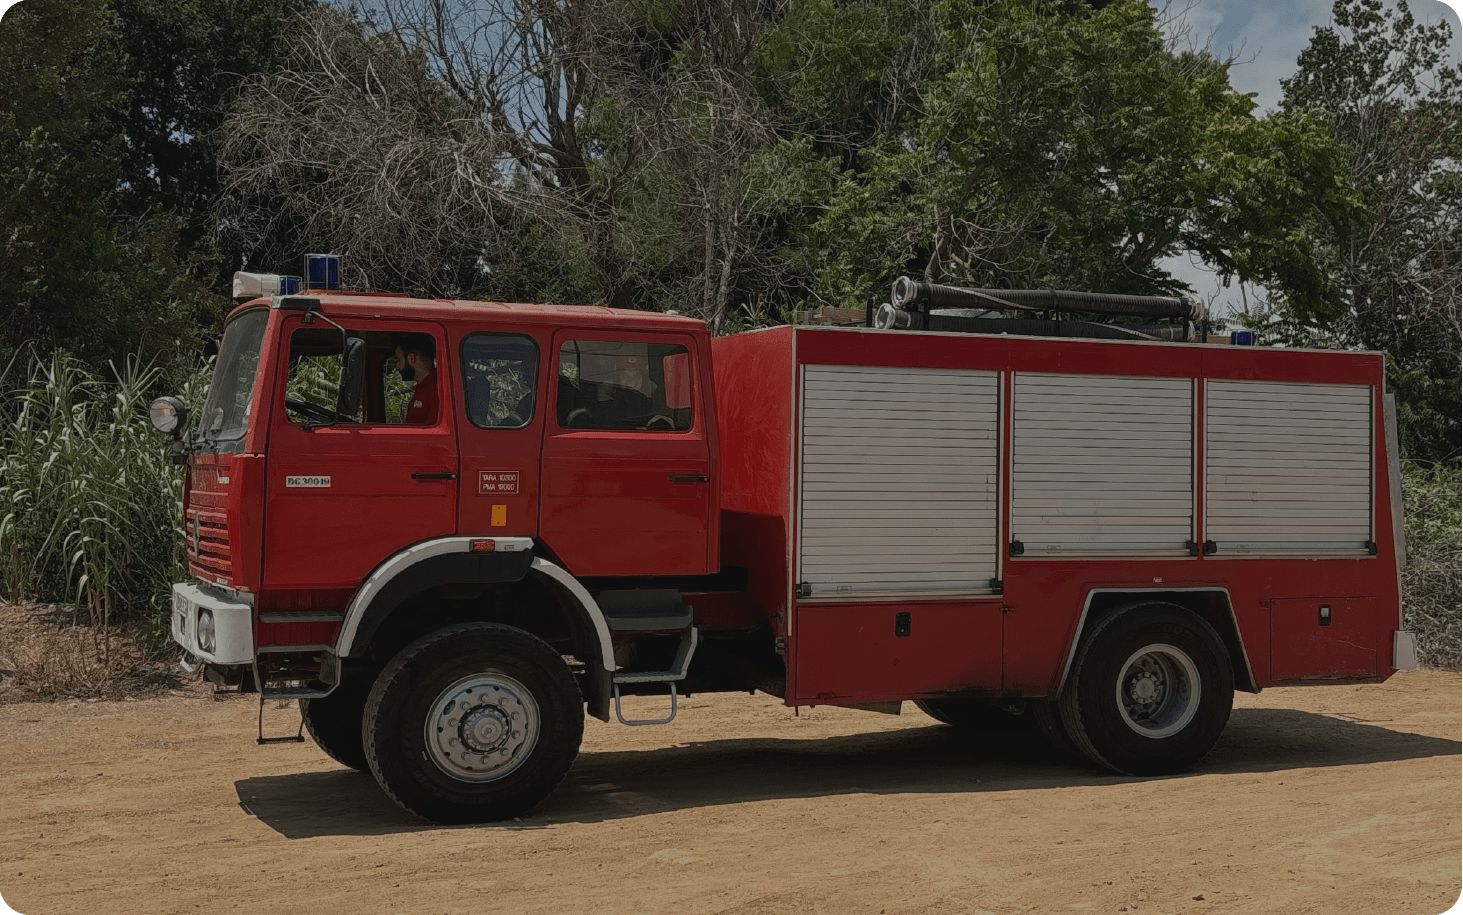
[470,539,496,552]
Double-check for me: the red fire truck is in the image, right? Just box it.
[152,259,1416,824]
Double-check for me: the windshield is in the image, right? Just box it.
[198,308,269,450]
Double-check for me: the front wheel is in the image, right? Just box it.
[364,623,584,824]
[300,672,374,772]
[1058,604,1233,776]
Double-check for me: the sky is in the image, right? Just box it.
[1150,0,1462,317]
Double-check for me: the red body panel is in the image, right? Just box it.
[194,292,1400,707]
[712,326,1401,705]
[539,328,714,577]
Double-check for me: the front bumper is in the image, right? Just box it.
[171,583,254,665]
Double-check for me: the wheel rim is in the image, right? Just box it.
[1114,644,1201,739]
[424,673,540,783]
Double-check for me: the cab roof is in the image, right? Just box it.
[229,291,707,334]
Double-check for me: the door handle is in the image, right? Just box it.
[411,471,458,481]
[668,474,708,483]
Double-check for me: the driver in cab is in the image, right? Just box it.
[394,336,438,425]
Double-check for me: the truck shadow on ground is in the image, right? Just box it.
[234,706,1459,839]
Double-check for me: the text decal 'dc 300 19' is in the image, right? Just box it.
[285,475,332,488]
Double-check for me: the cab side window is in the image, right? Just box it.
[461,333,539,428]
[282,326,443,426]
[283,327,361,425]
[557,340,693,431]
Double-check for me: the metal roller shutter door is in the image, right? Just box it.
[1205,380,1372,555]
[1011,373,1194,557]
[799,365,1000,598]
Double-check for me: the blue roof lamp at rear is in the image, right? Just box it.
[304,254,341,290]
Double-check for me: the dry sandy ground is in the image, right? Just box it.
[0,670,1458,915]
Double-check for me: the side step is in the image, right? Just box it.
[252,644,338,744]
[598,590,699,726]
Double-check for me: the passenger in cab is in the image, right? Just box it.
[394,335,439,424]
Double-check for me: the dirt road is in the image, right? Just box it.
[0,669,1457,915]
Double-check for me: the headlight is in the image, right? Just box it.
[197,608,216,654]
[149,396,188,434]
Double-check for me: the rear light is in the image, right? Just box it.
[470,539,496,552]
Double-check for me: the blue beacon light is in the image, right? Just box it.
[304,254,341,290]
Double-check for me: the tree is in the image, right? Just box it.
[1276,0,1461,463]
[218,0,780,321]
[750,0,1362,316]
[106,0,317,288]
[0,0,216,370]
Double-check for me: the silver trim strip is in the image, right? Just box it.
[527,558,616,674]
[1055,587,1255,695]
[335,536,535,655]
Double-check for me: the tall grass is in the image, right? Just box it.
[1401,463,1462,670]
[0,352,207,645]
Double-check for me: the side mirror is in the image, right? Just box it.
[336,336,366,419]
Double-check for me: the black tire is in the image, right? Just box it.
[364,623,583,824]
[1058,604,1233,776]
[1031,699,1080,758]
[300,673,375,772]
[915,698,1032,735]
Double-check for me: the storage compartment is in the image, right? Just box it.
[1270,597,1378,680]
[1011,372,1194,556]
[794,601,1003,701]
[798,365,1001,598]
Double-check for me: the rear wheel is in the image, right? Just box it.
[300,673,374,772]
[1031,699,1079,757]
[364,623,584,824]
[915,698,1032,734]
[1058,604,1233,776]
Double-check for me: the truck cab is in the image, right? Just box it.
[165,282,748,823]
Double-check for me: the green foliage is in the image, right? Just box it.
[754,0,1362,315]
[0,352,207,644]
[0,0,226,371]
[1275,0,1461,463]
[1400,463,1462,669]
[0,0,313,372]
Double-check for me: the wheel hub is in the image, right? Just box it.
[461,705,511,752]
[425,674,539,783]
[1114,644,1200,740]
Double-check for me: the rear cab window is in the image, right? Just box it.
[556,339,693,432]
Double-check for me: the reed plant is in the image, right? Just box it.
[0,351,208,647]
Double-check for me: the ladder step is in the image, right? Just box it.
[614,670,688,684]
[261,685,333,699]
[598,589,693,631]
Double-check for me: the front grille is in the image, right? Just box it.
[188,455,233,584]
[187,510,232,579]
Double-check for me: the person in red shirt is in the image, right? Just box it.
[394,336,439,424]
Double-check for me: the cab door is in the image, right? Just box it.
[539,331,711,577]
[263,316,458,590]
